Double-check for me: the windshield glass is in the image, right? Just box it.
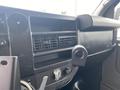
[0,0,102,16]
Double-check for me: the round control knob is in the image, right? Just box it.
[0,40,7,47]
[53,69,62,81]
[64,67,72,75]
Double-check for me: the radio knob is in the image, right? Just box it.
[0,40,7,47]
[64,67,72,75]
[53,69,62,81]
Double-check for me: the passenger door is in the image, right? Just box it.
[100,7,120,90]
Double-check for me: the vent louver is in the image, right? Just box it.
[32,32,77,53]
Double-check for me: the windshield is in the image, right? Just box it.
[0,0,102,16]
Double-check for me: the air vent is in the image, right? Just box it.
[59,36,77,48]
[32,32,77,53]
[33,38,42,52]
[33,37,58,52]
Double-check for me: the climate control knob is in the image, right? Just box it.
[63,67,72,75]
[53,69,62,81]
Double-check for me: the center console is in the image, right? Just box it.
[29,16,78,90]
[30,16,77,69]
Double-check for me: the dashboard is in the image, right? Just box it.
[0,6,119,90]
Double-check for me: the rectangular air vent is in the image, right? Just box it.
[32,32,77,53]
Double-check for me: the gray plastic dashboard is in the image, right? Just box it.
[76,14,120,55]
[76,14,120,31]
[0,6,120,90]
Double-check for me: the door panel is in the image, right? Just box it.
[101,43,120,90]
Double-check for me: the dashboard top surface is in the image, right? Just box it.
[0,6,76,21]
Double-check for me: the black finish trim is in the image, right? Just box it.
[77,14,120,31]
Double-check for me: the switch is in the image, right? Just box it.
[39,76,48,90]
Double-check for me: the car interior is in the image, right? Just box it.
[0,0,120,90]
